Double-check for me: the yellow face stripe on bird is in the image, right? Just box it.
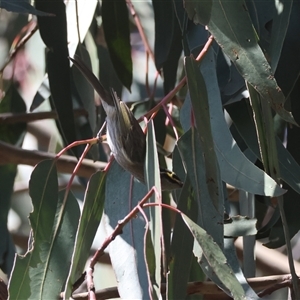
[160,169,183,188]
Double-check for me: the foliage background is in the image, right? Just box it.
[0,0,300,299]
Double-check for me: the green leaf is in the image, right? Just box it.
[8,160,80,299]
[152,0,182,93]
[72,46,96,136]
[105,161,149,299]
[185,56,223,212]
[152,0,177,70]
[64,171,106,299]
[198,48,285,197]
[102,0,132,91]
[71,44,98,160]
[36,0,77,149]
[227,100,300,196]
[145,120,161,299]
[145,120,161,192]
[168,178,198,299]
[178,128,223,245]
[185,0,295,124]
[182,214,247,300]
[145,229,156,283]
[41,190,80,298]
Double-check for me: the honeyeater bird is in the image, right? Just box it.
[70,56,183,190]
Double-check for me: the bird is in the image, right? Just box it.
[70,55,183,190]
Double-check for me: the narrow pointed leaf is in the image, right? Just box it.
[8,160,80,299]
[168,178,198,299]
[182,214,246,300]
[185,56,223,213]
[145,120,161,299]
[152,0,182,93]
[200,48,285,197]
[178,128,223,245]
[227,100,300,196]
[64,171,106,299]
[71,46,96,137]
[105,162,149,299]
[36,0,77,148]
[102,0,132,90]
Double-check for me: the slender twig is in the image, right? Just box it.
[138,205,153,298]
[126,0,155,63]
[87,265,96,300]
[88,187,157,269]
[69,199,300,299]
[142,35,214,121]
[145,51,151,97]
[55,137,98,158]
[84,187,158,297]
[67,272,300,299]
[64,144,93,192]
[162,103,179,140]
[257,274,297,297]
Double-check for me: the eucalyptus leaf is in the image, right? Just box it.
[180,52,285,197]
[227,100,300,196]
[145,120,161,299]
[8,160,80,299]
[178,128,223,246]
[185,56,223,213]
[182,214,247,300]
[36,0,77,150]
[105,162,149,299]
[64,171,106,299]
[168,178,197,299]
[102,0,132,90]
[152,0,182,93]
[200,48,285,197]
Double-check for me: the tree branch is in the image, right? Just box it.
[0,141,106,178]
[66,274,299,300]
[0,108,88,124]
